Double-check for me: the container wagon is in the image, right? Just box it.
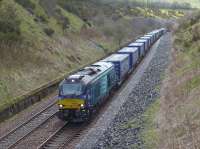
[153,30,160,39]
[144,34,154,45]
[135,39,149,52]
[159,28,167,35]
[127,42,145,57]
[140,36,151,48]
[148,30,160,42]
[117,47,139,71]
[147,32,156,43]
[102,54,130,85]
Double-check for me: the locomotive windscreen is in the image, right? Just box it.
[60,83,83,96]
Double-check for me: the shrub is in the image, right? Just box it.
[55,8,70,30]
[15,0,35,10]
[0,2,21,42]
[44,27,54,36]
[58,0,98,21]
[192,24,200,41]
[183,41,191,48]
[34,15,48,23]
[0,80,10,100]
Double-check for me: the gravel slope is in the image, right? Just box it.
[76,32,172,149]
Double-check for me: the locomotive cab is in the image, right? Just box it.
[57,76,91,122]
[57,62,117,122]
[58,79,85,109]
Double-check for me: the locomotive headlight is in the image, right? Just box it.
[59,104,63,108]
[80,104,84,108]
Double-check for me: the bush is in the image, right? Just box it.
[44,27,54,36]
[183,41,191,48]
[192,24,200,41]
[58,0,98,21]
[0,2,21,42]
[15,0,35,10]
[55,8,70,30]
[34,15,48,23]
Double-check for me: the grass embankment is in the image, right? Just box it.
[0,0,113,111]
[167,0,200,8]
[120,98,161,149]
[156,11,200,148]
[144,0,200,8]
[0,0,183,113]
[140,100,160,149]
[128,7,184,18]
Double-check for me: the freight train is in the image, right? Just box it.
[57,28,167,122]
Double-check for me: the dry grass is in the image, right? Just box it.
[157,47,200,148]
[160,51,200,149]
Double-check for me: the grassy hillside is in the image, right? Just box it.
[0,0,111,110]
[152,0,200,8]
[156,11,200,148]
[0,0,182,112]
[105,0,199,8]
[167,0,200,8]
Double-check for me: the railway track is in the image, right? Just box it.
[37,123,84,149]
[0,99,58,149]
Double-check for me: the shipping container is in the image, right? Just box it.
[135,39,149,52]
[127,42,145,57]
[159,28,166,35]
[117,47,139,71]
[153,30,160,39]
[147,32,156,42]
[101,54,130,84]
[148,29,160,41]
[140,36,151,48]
[144,34,154,45]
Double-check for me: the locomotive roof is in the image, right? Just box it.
[102,53,129,62]
[118,47,138,53]
[128,42,144,47]
[65,61,114,85]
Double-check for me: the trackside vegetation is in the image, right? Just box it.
[157,11,200,148]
